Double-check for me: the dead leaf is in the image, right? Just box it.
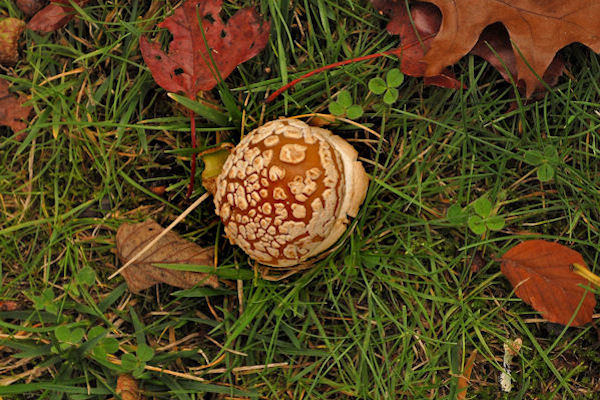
[139,0,270,98]
[114,374,144,400]
[500,240,596,326]
[0,18,26,65]
[372,1,567,94]
[372,0,462,89]
[0,77,32,137]
[457,349,477,400]
[27,0,89,33]
[16,0,47,16]
[139,0,269,198]
[0,300,19,311]
[420,0,600,96]
[116,219,218,293]
[469,23,565,92]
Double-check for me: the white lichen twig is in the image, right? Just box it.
[500,338,522,392]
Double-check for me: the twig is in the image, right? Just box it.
[205,362,289,374]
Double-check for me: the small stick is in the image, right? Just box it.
[108,192,210,280]
[265,34,436,103]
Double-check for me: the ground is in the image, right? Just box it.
[1,0,600,399]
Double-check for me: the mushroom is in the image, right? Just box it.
[213,118,368,267]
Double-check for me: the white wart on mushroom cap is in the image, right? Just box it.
[214,118,368,267]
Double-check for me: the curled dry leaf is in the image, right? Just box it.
[27,0,89,33]
[457,349,477,400]
[114,374,144,400]
[500,240,596,326]
[0,77,32,137]
[371,0,565,94]
[0,18,26,65]
[420,0,600,96]
[16,0,47,16]
[116,219,218,293]
[371,0,462,89]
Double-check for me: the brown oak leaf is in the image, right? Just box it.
[27,0,89,33]
[372,1,566,94]
[500,240,596,326]
[116,219,218,293]
[421,0,600,96]
[372,0,462,89]
[0,18,26,65]
[139,0,270,98]
[0,78,32,137]
[469,23,565,92]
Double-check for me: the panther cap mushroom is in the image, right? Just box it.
[214,118,368,267]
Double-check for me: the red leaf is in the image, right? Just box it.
[16,0,47,17]
[139,0,270,99]
[372,0,462,89]
[27,0,88,33]
[0,78,32,137]
[500,240,596,326]
[421,0,599,96]
[372,1,567,95]
[469,23,565,94]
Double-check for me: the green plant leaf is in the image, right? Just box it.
[92,345,107,360]
[368,77,386,94]
[386,68,404,87]
[137,343,154,362]
[486,215,505,231]
[55,326,71,343]
[32,295,45,310]
[473,197,492,218]
[446,204,466,224]
[121,353,138,370]
[168,93,229,126]
[524,150,543,165]
[346,104,363,119]
[45,303,58,315]
[102,337,120,354]
[537,163,554,182]
[328,101,345,116]
[337,90,352,108]
[76,266,96,286]
[42,288,54,302]
[69,328,85,344]
[543,145,558,161]
[66,283,80,297]
[88,326,104,340]
[383,87,398,105]
[468,215,486,235]
[133,365,146,379]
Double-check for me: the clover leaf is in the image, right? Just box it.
[524,145,559,182]
[368,68,404,105]
[467,196,505,234]
[329,90,363,119]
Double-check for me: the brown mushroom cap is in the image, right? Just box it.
[214,118,368,267]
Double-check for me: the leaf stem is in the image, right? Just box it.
[572,263,600,287]
[265,34,435,103]
[186,109,197,199]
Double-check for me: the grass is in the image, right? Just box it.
[1,0,600,398]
